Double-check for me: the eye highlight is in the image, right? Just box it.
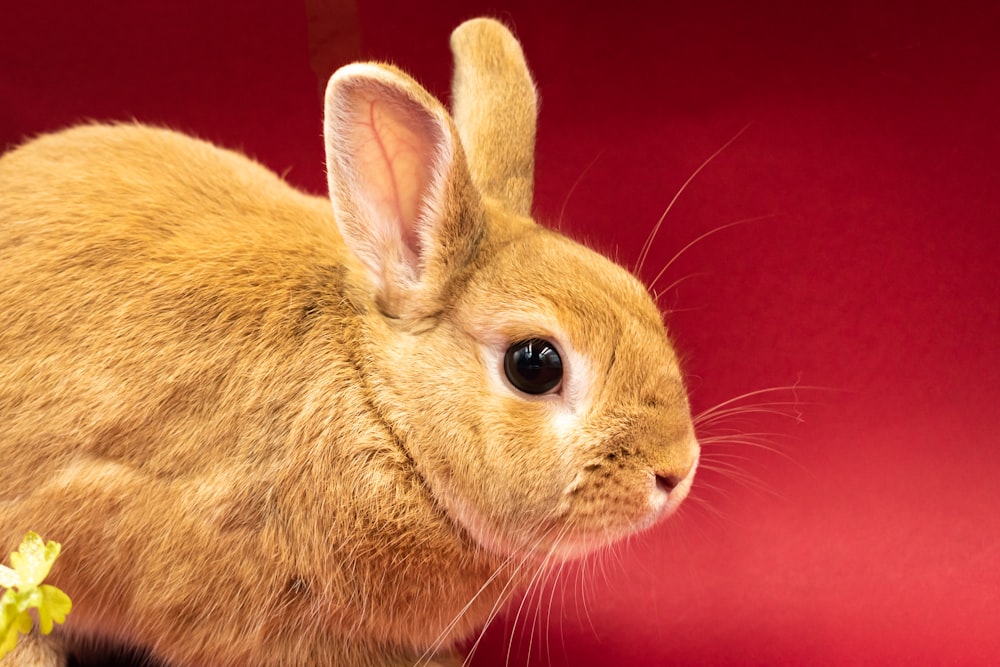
[504,338,563,395]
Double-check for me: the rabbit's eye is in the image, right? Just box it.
[504,339,563,395]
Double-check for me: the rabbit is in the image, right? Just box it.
[0,16,699,667]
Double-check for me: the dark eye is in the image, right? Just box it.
[504,338,563,395]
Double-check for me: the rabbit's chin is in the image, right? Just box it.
[446,460,698,564]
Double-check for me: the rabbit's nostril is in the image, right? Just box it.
[655,474,680,494]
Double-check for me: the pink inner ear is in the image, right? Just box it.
[350,93,439,262]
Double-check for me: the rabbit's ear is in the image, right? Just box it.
[450,18,537,217]
[324,63,482,316]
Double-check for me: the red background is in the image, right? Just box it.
[3,1,998,665]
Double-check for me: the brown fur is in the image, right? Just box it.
[0,18,698,667]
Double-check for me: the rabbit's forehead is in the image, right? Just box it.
[460,229,672,360]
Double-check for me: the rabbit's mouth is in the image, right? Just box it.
[551,455,698,559]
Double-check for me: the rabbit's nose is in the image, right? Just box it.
[648,448,699,518]
[655,472,682,493]
[655,443,700,493]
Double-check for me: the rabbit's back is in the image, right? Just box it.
[0,124,340,254]
[0,123,357,499]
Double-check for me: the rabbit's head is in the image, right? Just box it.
[324,18,698,561]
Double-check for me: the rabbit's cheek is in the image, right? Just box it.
[431,476,565,560]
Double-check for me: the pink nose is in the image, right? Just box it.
[655,473,681,493]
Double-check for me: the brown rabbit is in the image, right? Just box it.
[0,17,699,667]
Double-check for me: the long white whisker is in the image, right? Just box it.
[528,529,569,667]
[635,122,753,275]
[693,384,832,425]
[505,523,571,667]
[461,560,530,667]
[699,451,759,465]
[557,151,605,231]
[698,462,784,497]
[544,551,573,667]
[414,552,516,667]
[683,494,731,524]
[701,436,789,455]
[648,214,775,291]
[697,403,808,426]
[699,428,792,440]
[653,271,708,305]
[575,546,599,638]
[429,520,565,667]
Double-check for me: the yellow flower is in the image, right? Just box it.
[0,533,72,658]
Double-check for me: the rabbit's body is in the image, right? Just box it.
[0,124,501,665]
[1,19,698,667]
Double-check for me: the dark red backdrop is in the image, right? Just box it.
[3,1,997,665]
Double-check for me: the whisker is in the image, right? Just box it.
[698,405,809,429]
[414,552,516,666]
[461,569,524,667]
[648,214,775,292]
[557,151,605,231]
[698,450,759,465]
[683,494,732,526]
[699,428,793,439]
[558,563,570,661]
[574,550,599,639]
[435,516,573,667]
[698,461,784,498]
[700,430,789,445]
[531,550,563,667]
[652,271,708,305]
[505,524,571,667]
[697,420,811,487]
[693,384,833,425]
[701,435,790,455]
[544,553,573,667]
[688,476,737,500]
[685,491,753,530]
[635,122,753,275]
[690,381,828,527]
[462,525,559,667]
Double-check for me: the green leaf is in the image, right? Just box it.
[36,585,72,635]
[0,598,18,657]
[0,597,33,659]
[9,532,61,589]
[0,620,19,658]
